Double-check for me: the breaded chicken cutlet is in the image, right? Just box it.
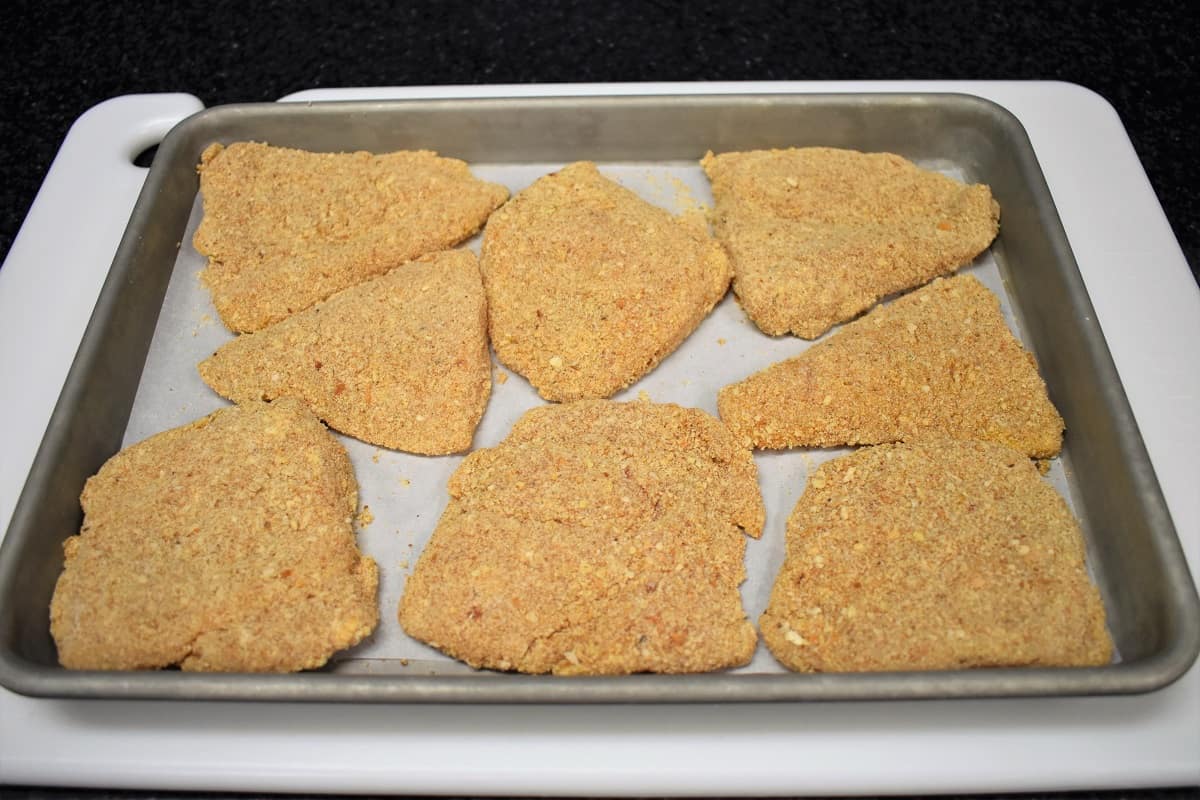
[199,250,491,455]
[194,142,508,332]
[702,147,999,338]
[399,400,764,675]
[480,162,731,402]
[50,398,378,672]
[759,438,1113,672]
[718,275,1064,458]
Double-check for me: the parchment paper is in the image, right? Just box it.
[123,160,1077,675]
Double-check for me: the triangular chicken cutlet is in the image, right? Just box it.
[194,142,508,332]
[702,147,1000,338]
[399,400,764,675]
[718,275,1064,458]
[480,162,731,402]
[199,249,491,455]
[760,438,1112,672]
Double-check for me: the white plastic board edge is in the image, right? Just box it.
[0,82,1196,795]
[0,93,205,532]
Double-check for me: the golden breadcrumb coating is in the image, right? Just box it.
[761,438,1113,672]
[702,147,999,338]
[199,250,491,455]
[399,400,763,675]
[50,398,378,672]
[480,162,731,402]
[718,275,1064,458]
[194,142,508,332]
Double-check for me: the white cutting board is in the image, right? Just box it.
[0,81,1196,795]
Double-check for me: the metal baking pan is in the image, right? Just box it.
[0,93,1196,703]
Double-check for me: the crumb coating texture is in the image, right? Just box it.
[50,399,378,672]
[400,400,763,675]
[718,275,1064,458]
[195,142,508,332]
[199,249,491,455]
[703,147,999,338]
[760,438,1112,672]
[481,162,730,401]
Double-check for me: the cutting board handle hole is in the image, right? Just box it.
[132,144,158,169]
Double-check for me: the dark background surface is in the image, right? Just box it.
[1,0,1198,283]
[1,0,1197,797]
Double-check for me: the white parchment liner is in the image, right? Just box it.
[123,161,1077,675]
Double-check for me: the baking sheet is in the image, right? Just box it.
[3,82,1197,792]
[122,158,1084,676]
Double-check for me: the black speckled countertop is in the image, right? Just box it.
[0,0,1197,797]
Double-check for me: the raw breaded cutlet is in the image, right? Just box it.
[399,400,764,675]
[480,162,731,402]
[50,398,379,672]
[194,142,508,332]
[702,147,999,338]
[199,250,491,455]
[760,438,1113,672]
[718,275,1065,458]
